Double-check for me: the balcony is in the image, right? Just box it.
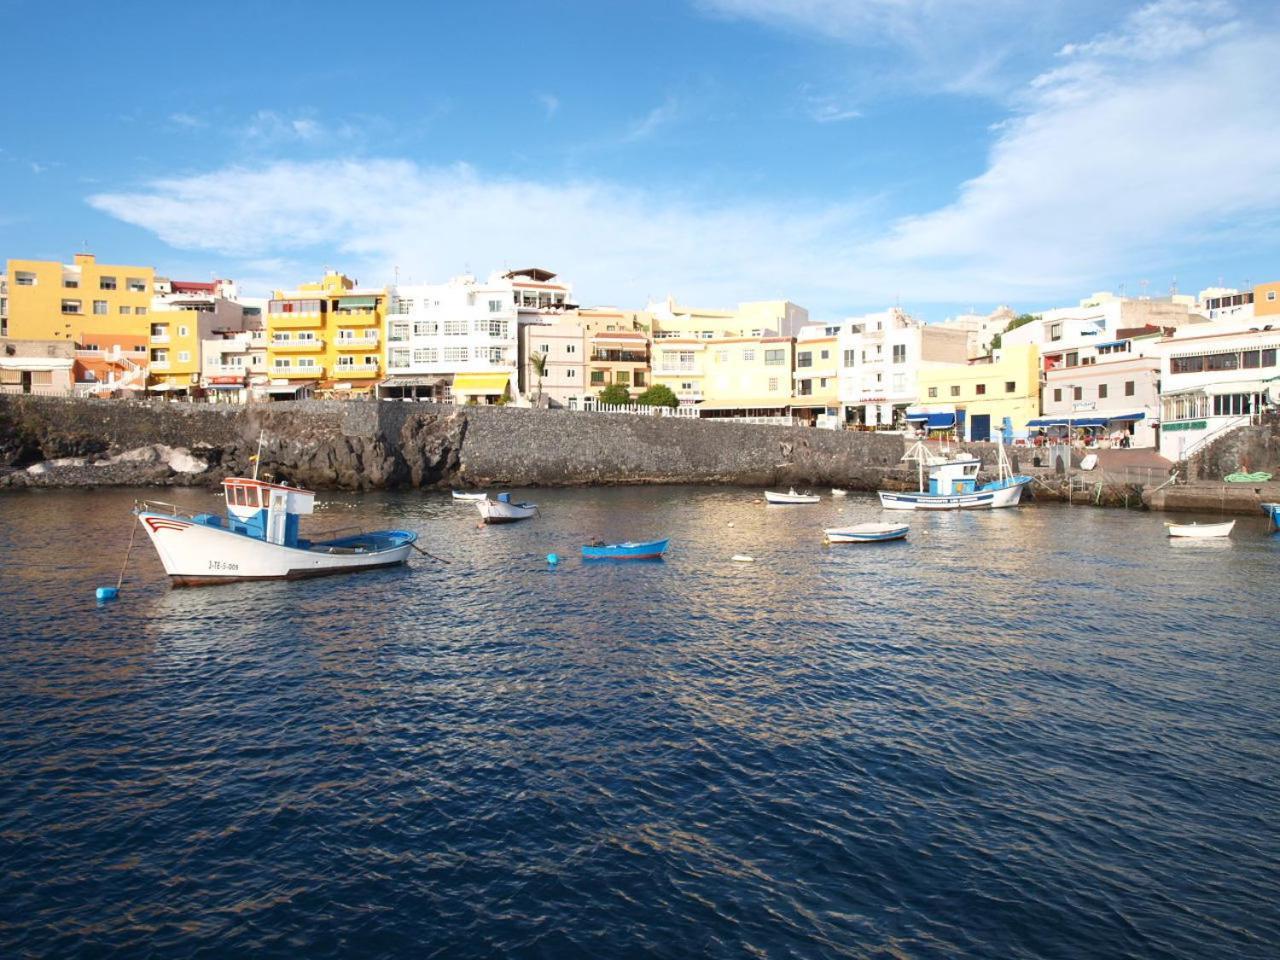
[590,351,647,363]
[330,309,379,326]
[149,333,170,344]
[332,363,380,378]
[270,338,325,352]
[334,334,379,350]
[269,311,323,329]
[150,360,170,371]
[273,365,325,377]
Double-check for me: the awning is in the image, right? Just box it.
[1204,379,1272,396]
[380,375,446,388]
[208,375,244,385]
[337,295,378,308]
[207,383,246,390]
[1107,412,1146,421]
[1027,416,1110,428]
[698,398,789,411]
[452,371,512,395]
[906,412,956,428]
[0,357,74,372]
[147,382,189,392]
[266,380,316,395]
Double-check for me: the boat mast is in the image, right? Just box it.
[252,429,265,481]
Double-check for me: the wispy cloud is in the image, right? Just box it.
[622,97,680,142]
[803,92,862,123]
[537,93,560,119]
[243,110,324,143]
[169,112,206,129]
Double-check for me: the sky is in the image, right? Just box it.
[1,0,1278,321]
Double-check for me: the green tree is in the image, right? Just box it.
[598,384,632,406]
[636,384,678,408]
[530,352,548,401]
[991,312,1037,351]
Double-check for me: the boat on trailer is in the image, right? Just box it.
[582,538,669,560]
[824,523,909,544]
[1165,519,1235,539]
[765,488,821,504]
[476,493,538,524]
[878,441,1033,511]
[135,475,416,586]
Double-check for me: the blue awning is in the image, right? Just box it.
[1092,340,1128,349]
[1108,412,1145,421]
[1029,412,1146,428]
[925,413,955,428]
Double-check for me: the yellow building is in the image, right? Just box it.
[267,271,385,399]
[648,295,807,339]
[581,309,651,398]
[913,344,1041,441]
[791,327,840,425]
[1254,280,1280,317]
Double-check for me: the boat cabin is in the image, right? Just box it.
[928,457,981,496]
[221,477,315,547]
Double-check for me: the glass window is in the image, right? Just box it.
[1005,381,1015,393]
[843,349,856,367]
[1262,348,1277,367]
[136,307,147,316]
[126,278,147,292]
[120,306,132,314]
[765,349,785,366]
[797,351,812,368]
[63,278,79,288]
[950,385,960,397]
[1242,350,1261,369]
[1073,386,1083,401]
[1171,355,1203,374]
[892,344,906,363]
[93,300,107,315]
[820,349,829,361]
[742,349,755,362]
[1098,383,1108,399]
[1125,380,1135,396]
[1206,352,1239,371]
[1053,388,1062,402]
[975,384,986,395]
[99,276,117,290]
[488,299,503,312]
[61,299,82,314]
[15,271,36,285]
[768,377,778,391]
[591,370,605,384]
[178,351,190,362]
[928,387,937,398]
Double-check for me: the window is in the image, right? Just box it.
[15,272,36,286]
[616,370,630,385]
[63,279,79,288]
[590,370,606,385]
[1269,291,1277,301]
[389,349,410,367]
[1171,355,1204,374]
[1005,381,1016,393]
[99,276,117,290]
[928,387,938,398]
[178,326,189,337]
[975,384,986,396]
[949,385,960,397]
[1125,380,1135,396]
[765,349,785,366]
[178,351,190,362]
[443,318,468,336]
[297,358,317,368]
[487,320,507,338]
[1206,352,1239,371]
[843,349,856,367]
[566,369,575,379]
[274,359,291,370]
[1050,322,1062,341]
[412,348,438,364]
[1242,350,1261,369]
[768,377,779,391]
[120,306,132,314]
[337,356,354,368]
[93,300,108,315]
[797,379,813,396]
[820,378,828,388]
[538,343,550,354]
[1213,393,1261,416]
[820,349,829,361]
[296,331,316,341]
[61,299,82,314]
[136,307,147,316]
[892,344,906,364]
[566,344,576,354]
[1065,351,1079,367]
[1263,348,1277,367]
[797,351,813,368]
[715,349,729,363]
[1053,388,1062,402]
[892,373,905,392]
[488,299,503,312]
[1098,383,1108,399]
[634,372,645,387]
[1073,386,1083,401]
[127,278,147,293]
[742,349,755,362]
[443,346,469,362]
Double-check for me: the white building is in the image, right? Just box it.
[935,305,1016,358]
[1156,323,1280,461]
[381,268,574,403]
[836,308,969,428]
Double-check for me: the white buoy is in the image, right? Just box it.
[731,554,755,562]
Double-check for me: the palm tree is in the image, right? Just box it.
[530,352,548,402]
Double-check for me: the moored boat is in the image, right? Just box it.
[582,538,669,560]
[1165,519,1235,538]
[451,490,489,501]
[824,522,909,544]
[135,475,417,586]
[1262,503,1279,529]
[878,441,1032,511]
[831,488,848,497]
[476,493,538,524]
[765,488,821,504]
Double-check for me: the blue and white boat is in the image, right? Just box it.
[878,441,1033,511]
[824,523,909,543]
[1262,502,1279,529]
[582,538,669,560]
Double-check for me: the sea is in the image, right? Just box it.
[1,485,1277,959]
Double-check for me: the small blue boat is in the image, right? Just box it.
[1263,503,1279,529]
[581,538,669,560]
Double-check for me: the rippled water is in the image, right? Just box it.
[1,486,1278,958]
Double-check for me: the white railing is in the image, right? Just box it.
[583,401,700,417]
[0,384,74,396]
[1178,414,1255,462]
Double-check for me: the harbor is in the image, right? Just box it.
[1,484,1277,957]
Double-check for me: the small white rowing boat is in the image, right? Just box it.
[1165,519,1235,538]
[824,523,909,544]
[831,488,848,497]
[452,490,488,501]
[476,494,538,524]
[765,488,820,504]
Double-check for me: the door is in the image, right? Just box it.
[267,490,288,544]
[970,414,991,442]
[21,371,32,394]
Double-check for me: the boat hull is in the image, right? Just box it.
[824,523,908,543]
[137,512,415,586]
[765,491,821,504]
[1166,520,1235,538]
[582,538,669,560]
[476,500,537,523]
[452,491,488,501]
[878,477,1031,511]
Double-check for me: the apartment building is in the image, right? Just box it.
[934,305,1017,358]
[792,324,841,426]
[913,345,1041,441]
[0,338,75,395]
[147,279,249,396]
[837,308,969,429]
[267,271,385,399]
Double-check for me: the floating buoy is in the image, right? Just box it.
[731,554,755,562]
[546,553,559,566]
[727,522,735,528]
[96,586,119,601]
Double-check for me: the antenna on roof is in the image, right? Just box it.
[1170,276,1178,297]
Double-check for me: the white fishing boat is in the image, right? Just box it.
[476,493,538,524]
[1165,519,1235,538]
[878,442,1032,511]
[824,523,908,544]
[451,490,489,501]
[135,476,416,586]
[831,488,848,497]
[765,488,821,504]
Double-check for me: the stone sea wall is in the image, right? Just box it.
[0,396,921,492]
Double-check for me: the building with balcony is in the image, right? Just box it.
[147,279,250,397]
[268,271,385,399]
[646,295,807,340]
[912,345,1041,441]
[0,338,75,395]
[837,308,969,429]
[1155,324,1280,461]
[693,335,794,419]
[792,324,841,426]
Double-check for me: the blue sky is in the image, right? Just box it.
[2,0,1278,320]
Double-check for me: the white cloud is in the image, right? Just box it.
[169,112,206,129]
[537,93,560,119]
[243,110,324,143]
[623,98,680,142]
[804,94,862,123]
